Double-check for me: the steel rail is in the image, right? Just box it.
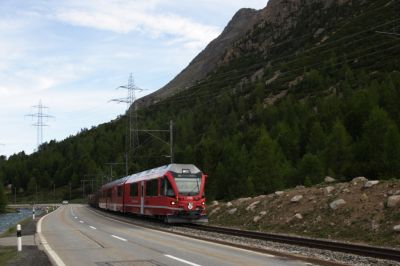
[184,224,400,262]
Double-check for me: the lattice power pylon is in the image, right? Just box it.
[25,100,53,150]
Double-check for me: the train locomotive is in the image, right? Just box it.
[90,164,208,223]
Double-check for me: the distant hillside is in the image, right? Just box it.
[1,0,399,203]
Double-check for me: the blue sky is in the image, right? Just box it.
[0,0,267,157]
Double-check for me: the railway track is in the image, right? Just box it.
[183,224,400,262]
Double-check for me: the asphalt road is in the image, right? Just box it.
[39,204,313,266]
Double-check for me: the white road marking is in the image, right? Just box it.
[111,235,127,242]
[74,217,77,219]
[89,226,96,230]
[164,254,201,266]
[79,220,84,223]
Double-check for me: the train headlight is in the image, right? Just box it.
[201,202,205,205]
[171,201,176,205]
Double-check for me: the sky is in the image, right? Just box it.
[0,0,268,158]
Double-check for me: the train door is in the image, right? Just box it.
[140,181,144,215]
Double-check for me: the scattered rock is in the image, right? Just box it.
[227,208,237,215]
[364,180,379,188]
[325,186,335,194]
[291,195,303,203]
[315,215,322,223]
[371,220,379,231]
[324,176,336,183]
[253,195,266,201]
[387,195,400,207]
[246,201,260,211]
[253,215,263,223]
[275,191,284,196]
[329,199,346,210]
[388,190,400,196]
[226,202,233,207]
[209,207,220,216]
[296,185,305,189]
[394,225,400,232]
[211,200,219,206]
[360,193,368,202]
[234,197,252,204]
[342,188,350,193]
[259,211,267,216]
[352,176,368,185]
[294,213,303,219]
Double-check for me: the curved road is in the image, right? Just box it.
[38,204,314,266]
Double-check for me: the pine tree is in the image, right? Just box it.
[325,120,352,177]
[0,181,6,213]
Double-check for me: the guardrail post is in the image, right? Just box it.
[32,206,35,220]
[17,224,22,251]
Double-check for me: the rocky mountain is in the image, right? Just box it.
[136,8,263,107]
[136,0,356,107]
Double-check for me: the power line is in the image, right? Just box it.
[110,73,144,175]
[25,100,54,150]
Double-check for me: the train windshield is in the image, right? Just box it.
[173,173,202,196]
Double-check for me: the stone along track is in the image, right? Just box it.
[183,224,400,262]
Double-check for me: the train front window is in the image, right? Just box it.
[173,173,201,196]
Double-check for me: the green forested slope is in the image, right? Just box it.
[0,0,399,202]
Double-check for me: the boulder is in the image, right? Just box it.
[291,195,303,203]
[364,180,379,188]
[234,197,252,204]
[211,200,219,206]
[253,215,263,223]
[342,188,350,193]
[325,186,335,194]
[227,208,237,215]
[329,199,346,210]
[209,207,220,216]
[394,225,400,232]
[360,193,368,202]
[352,176,368,184]
[253,195,266,201]
[275,191,284,196]
[387,195,400,208]
[226,202,233,207]
[246,201,260,211]
[324,176,336,183]
[294,213,303,219]
[259,211,267,216]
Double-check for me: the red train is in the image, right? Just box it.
[90,164,208,223]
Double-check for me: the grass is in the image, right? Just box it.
[0,247,16,265]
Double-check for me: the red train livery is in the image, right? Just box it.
[93,164,208,223]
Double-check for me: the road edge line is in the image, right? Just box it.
[36,208,66,266]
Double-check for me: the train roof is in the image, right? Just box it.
[100,164,201,189]
[125,164,201,184]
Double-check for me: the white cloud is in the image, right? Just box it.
[51,0,220,49]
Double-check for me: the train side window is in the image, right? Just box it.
[117,186,123,197]
[146,179,158,196]
[161,177,175,197]
[130,183,138,197]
